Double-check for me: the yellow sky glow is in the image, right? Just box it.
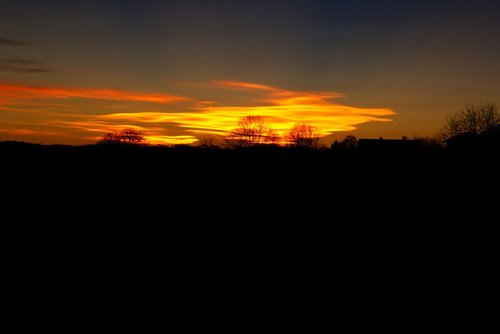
[0,80,394,145]
[102,81,394,144]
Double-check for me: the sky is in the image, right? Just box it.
[1,0,499,145]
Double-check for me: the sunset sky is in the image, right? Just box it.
[1,0,499,145]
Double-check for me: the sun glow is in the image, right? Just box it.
[101,81,394,144]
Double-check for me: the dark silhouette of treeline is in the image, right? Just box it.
[2,139,499,333]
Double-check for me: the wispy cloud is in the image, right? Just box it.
[0,37,31,46]
[214,80,345,106]
[0,59,52,73]
[214,81,278,91]
[0,82,190,104]
[102,81,394,140]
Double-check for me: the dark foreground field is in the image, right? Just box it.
[2,143,499,333]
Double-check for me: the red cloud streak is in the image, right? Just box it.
[0,83,189,104]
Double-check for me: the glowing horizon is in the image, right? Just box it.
[0,79,394,145]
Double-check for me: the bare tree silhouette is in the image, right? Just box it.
[224,116,280,148]
[288,122,320,148]
[413,136,445,149]
[332,134,358,150]
[440,102,500,139]
[98,128,146,145]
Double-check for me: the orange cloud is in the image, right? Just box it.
[215,80,345,105]
[101,81,394,143]
[0,128,62,136]
[214,81,278,91]
[0,83,189,104]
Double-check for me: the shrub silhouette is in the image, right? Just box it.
[98,128,146,145]
[332,134,358,150]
